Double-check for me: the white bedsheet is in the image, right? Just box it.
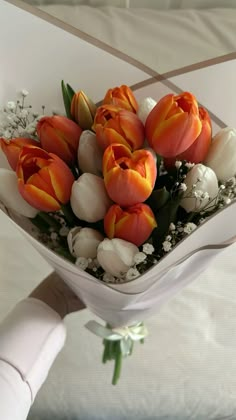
[39,6,236,73]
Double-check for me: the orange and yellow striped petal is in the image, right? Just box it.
[105,167,152,206]
[48,154,74,203]
[151,111,201,157]
[104,203,157,246]
[18,180,60,212]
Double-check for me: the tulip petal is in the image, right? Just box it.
[103,85,138,113]
[37,116,82,164]
[19,145,50,161]
[103,145,157,207]
[97,126,132,150]
[104,203,157,247]
[16,146,74,211]
[27,168,58,199]
[0,138,39,170]
[145,92,202,158]
[39,124,74,163]
[119,111,144,150]
[44,116,81,148]
[177,107,212,163]
[105,167,152,206]
[18,180,60,212]
[48,154,74,203]
[152,111,201,157]
[104,205,123,238]
[94,104,144,151]
[145,94,174,145]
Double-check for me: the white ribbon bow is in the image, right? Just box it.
[85,321,148,356]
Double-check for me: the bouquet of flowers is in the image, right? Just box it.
[0,84,236,384]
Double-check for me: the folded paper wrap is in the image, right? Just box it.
[2,199,236,328]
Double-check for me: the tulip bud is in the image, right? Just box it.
[103,144,157,207]
[0,169,38,217]
[104,203,157,246]
[0,137,39,170]
[145,92,202,157]
[77,130,103,176]
[93,104,145,151]
[205,127,236,182]
[67,227,104,259]
[97,238,139,278]
[180,164,218,213]
[70,173,112,222]
[37,115,82,165]
[179,107,212,163]
[165,107,212,168]
[17,146,74,212]
[137,97,157,125]
[71,90,97,130]
[103,85,138,113]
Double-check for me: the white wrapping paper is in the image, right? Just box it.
[3,198,236,328]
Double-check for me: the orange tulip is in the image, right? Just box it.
[0,137,39,170]
[71,90,97,130]
[16,146,74,212]
[37,115,82,165]
[103,85,138,113]
[145,92,202,157]
[165,107,212,167]
[93,104,144,151]
[104,203,157,247]
[103,143,157,207]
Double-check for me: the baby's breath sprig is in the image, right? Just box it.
[0,90,44,139]
[170,161,195,198]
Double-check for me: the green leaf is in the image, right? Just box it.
[66,83,76,102]
[38,212,62,230]
[31,214,50,233]
[61,80,73,118]
[147,187,170,213]
[112,342,123,385]
[54,247,76,263]
[152,199,179,250]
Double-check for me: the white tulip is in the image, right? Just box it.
[77,130,103,176]
[0,169,38,218]
[137,97,157,125]
[0,147,11,170]
[97,238,139,278]
[70,173,112,222]
[180,164,218,213]
[204,127,236,182]
[67,226,104,259]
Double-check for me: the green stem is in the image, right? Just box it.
[112,343,123,385]
[38,212,61,230]
[107,341,113,361]
[102,340,110,364]
[186,211,197,223]
[54,247,76,263]
[61,204,76,227]
[110,341,118,361]
[31,215,50,233]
